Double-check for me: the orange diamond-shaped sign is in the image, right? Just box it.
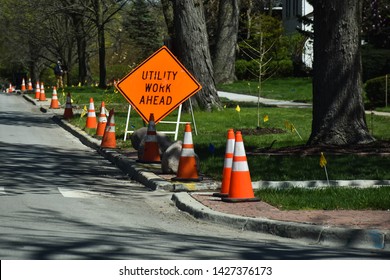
[115,46,202,124]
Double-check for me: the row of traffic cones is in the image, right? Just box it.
[4,78,33,93]
[60,95,256,202]
[62,94,116,149]
[34,82,61,110]
[21,78,33,91]
[214,129,260,203]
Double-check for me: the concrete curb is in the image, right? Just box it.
[171,192,390,251]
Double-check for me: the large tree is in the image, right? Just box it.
[58,0,95,86]
[123,0,160,62]
[171,0,222,111]
[308,0,375,145]
[83,0,128,88]
[212,0,240,84]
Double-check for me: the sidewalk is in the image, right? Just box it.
[21,92,390,251]
[218,91,311,108]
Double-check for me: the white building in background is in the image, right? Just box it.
[282,0,313,68]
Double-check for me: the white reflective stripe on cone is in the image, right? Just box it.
[181,148,195,157]
[232,161,249,172]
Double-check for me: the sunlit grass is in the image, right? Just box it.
[32,83,390,210]
[30,85,390,183]
[256,187,390,210]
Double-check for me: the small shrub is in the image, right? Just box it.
[235,59,248,80]
[365,76,390,107]
[275,59,294,77]
[362,46,390,82]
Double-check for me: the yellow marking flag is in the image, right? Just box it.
[285,120,295,132]
[263,115,269,123]
[235,105,241,112]
[80,105,88,118]
[319,152,327,168]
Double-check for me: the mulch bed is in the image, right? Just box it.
[240,127,286,136]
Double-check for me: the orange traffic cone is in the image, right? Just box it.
[35,81,40,99]
[50,86,60,109]
[85,97,97,129]
[39,83,46,101]
[96,101,107,136]
[8,83,13,93]
[21,78,26,91]
[138,113,161,163]
[222,131,260,202]
[27,78,33,91]
[214,128,235,197]
[63,93,74,119]
[101,109,116,148]
[172,123,202,182]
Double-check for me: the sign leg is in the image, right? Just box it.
[124,105,132,141]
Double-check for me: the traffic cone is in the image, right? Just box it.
[96,101,107,136]
[8,83,13,93]
[35,81,40,99]
[39,83,46,101]
[21,79,26,91]
[27,78,33,91]
[214,129,235,197]
[85,97,97,129]
[138,113,161,163]
[50,86,60,109]
[101,109,116,148]
[172,123,202,182]
[63,93,74,119]
[222,131,260,202]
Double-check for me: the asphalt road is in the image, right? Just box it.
[1,92,389,260]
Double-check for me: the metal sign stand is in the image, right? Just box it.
[123,99,197,141]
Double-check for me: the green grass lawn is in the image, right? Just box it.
[217,77,313,103]
[31,83,390,210]
[33,85,390,181]
[55,89,390,182]
[255,187,390,210]
[375,106,390,113]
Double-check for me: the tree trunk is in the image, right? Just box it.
[213,0,239,84]
[172,0,222,111]
[73,14,88,85]
[161,0,175,39]
[308,0,375,145]
[93,0,106,88]
[97,24,107,88]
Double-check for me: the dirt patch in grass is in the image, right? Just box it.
[240,127,286,136]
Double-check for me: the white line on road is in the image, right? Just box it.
[58,187,96,198]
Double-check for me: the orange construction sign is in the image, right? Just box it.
[115,46,202,124]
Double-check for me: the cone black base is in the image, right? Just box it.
[136,160,161,164]
[221,197,260,203]
[213,192,228,198]
[171,176,203,182]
